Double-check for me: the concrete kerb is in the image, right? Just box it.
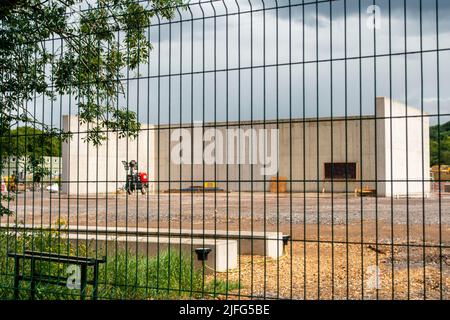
[2,224,285,259]
[65,233,238,273]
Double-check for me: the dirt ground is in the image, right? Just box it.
[210,242,449,300]
[1,190,449,299]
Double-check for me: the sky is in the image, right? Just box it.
[31,0,450,129]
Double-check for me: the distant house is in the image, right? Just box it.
[1,156,62,181]
[42,156,63,181]
[1,156,27,180]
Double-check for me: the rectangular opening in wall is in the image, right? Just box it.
[324,162,357,180]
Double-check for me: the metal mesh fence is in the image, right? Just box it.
[0,0,449,300]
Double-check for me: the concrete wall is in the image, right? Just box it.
[153,123,280,192]
[153,119,377,193]
[61,116,155,195]
[62,97,430,197]
[376,97,430,197]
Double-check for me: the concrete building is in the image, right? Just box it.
[1,156,27,180]
[1,156,62,181]
[42,156,63,181]
[62,97,430,197]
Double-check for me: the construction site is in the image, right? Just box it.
[1,97,448,299]
[1,0,449,303]
[1,189,449,299]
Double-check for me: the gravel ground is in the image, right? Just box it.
[4,191,449,226]
[210,242,449,300]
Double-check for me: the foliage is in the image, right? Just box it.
[27,156,52,183]
[0,0,184,216]
[101,251,239,299]
[0,227,239,299]
[430,121,450,166]
[0,0,182,144]
[0,127,61,158]
[0,224,88,299]
[0,201,13,217]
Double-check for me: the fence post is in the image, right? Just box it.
[80,264,87,300]
[30,258,36,300]
[13,256,20,299]
[92,262,99,300]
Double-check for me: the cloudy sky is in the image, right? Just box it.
[35,0,450,129]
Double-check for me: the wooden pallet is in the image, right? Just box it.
[355,187,376,197]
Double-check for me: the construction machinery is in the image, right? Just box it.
[121,160,148,195]
[2,175,18,192]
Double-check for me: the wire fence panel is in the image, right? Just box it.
[0,0,449,300]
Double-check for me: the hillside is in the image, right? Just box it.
[430,121,450,166]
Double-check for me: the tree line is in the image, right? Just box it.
[0,127,61,159]
[430,121,450,166]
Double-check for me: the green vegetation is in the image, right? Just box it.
[430,121,450,166]
[0,228,239,300]
[0,127,61,158]
[0,0,183,216]
[0,0,183,146]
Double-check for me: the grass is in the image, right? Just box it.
[0,228,239,300]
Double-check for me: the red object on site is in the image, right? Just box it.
[138,172,148,183]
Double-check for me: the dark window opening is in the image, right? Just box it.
[324,162,357,180]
